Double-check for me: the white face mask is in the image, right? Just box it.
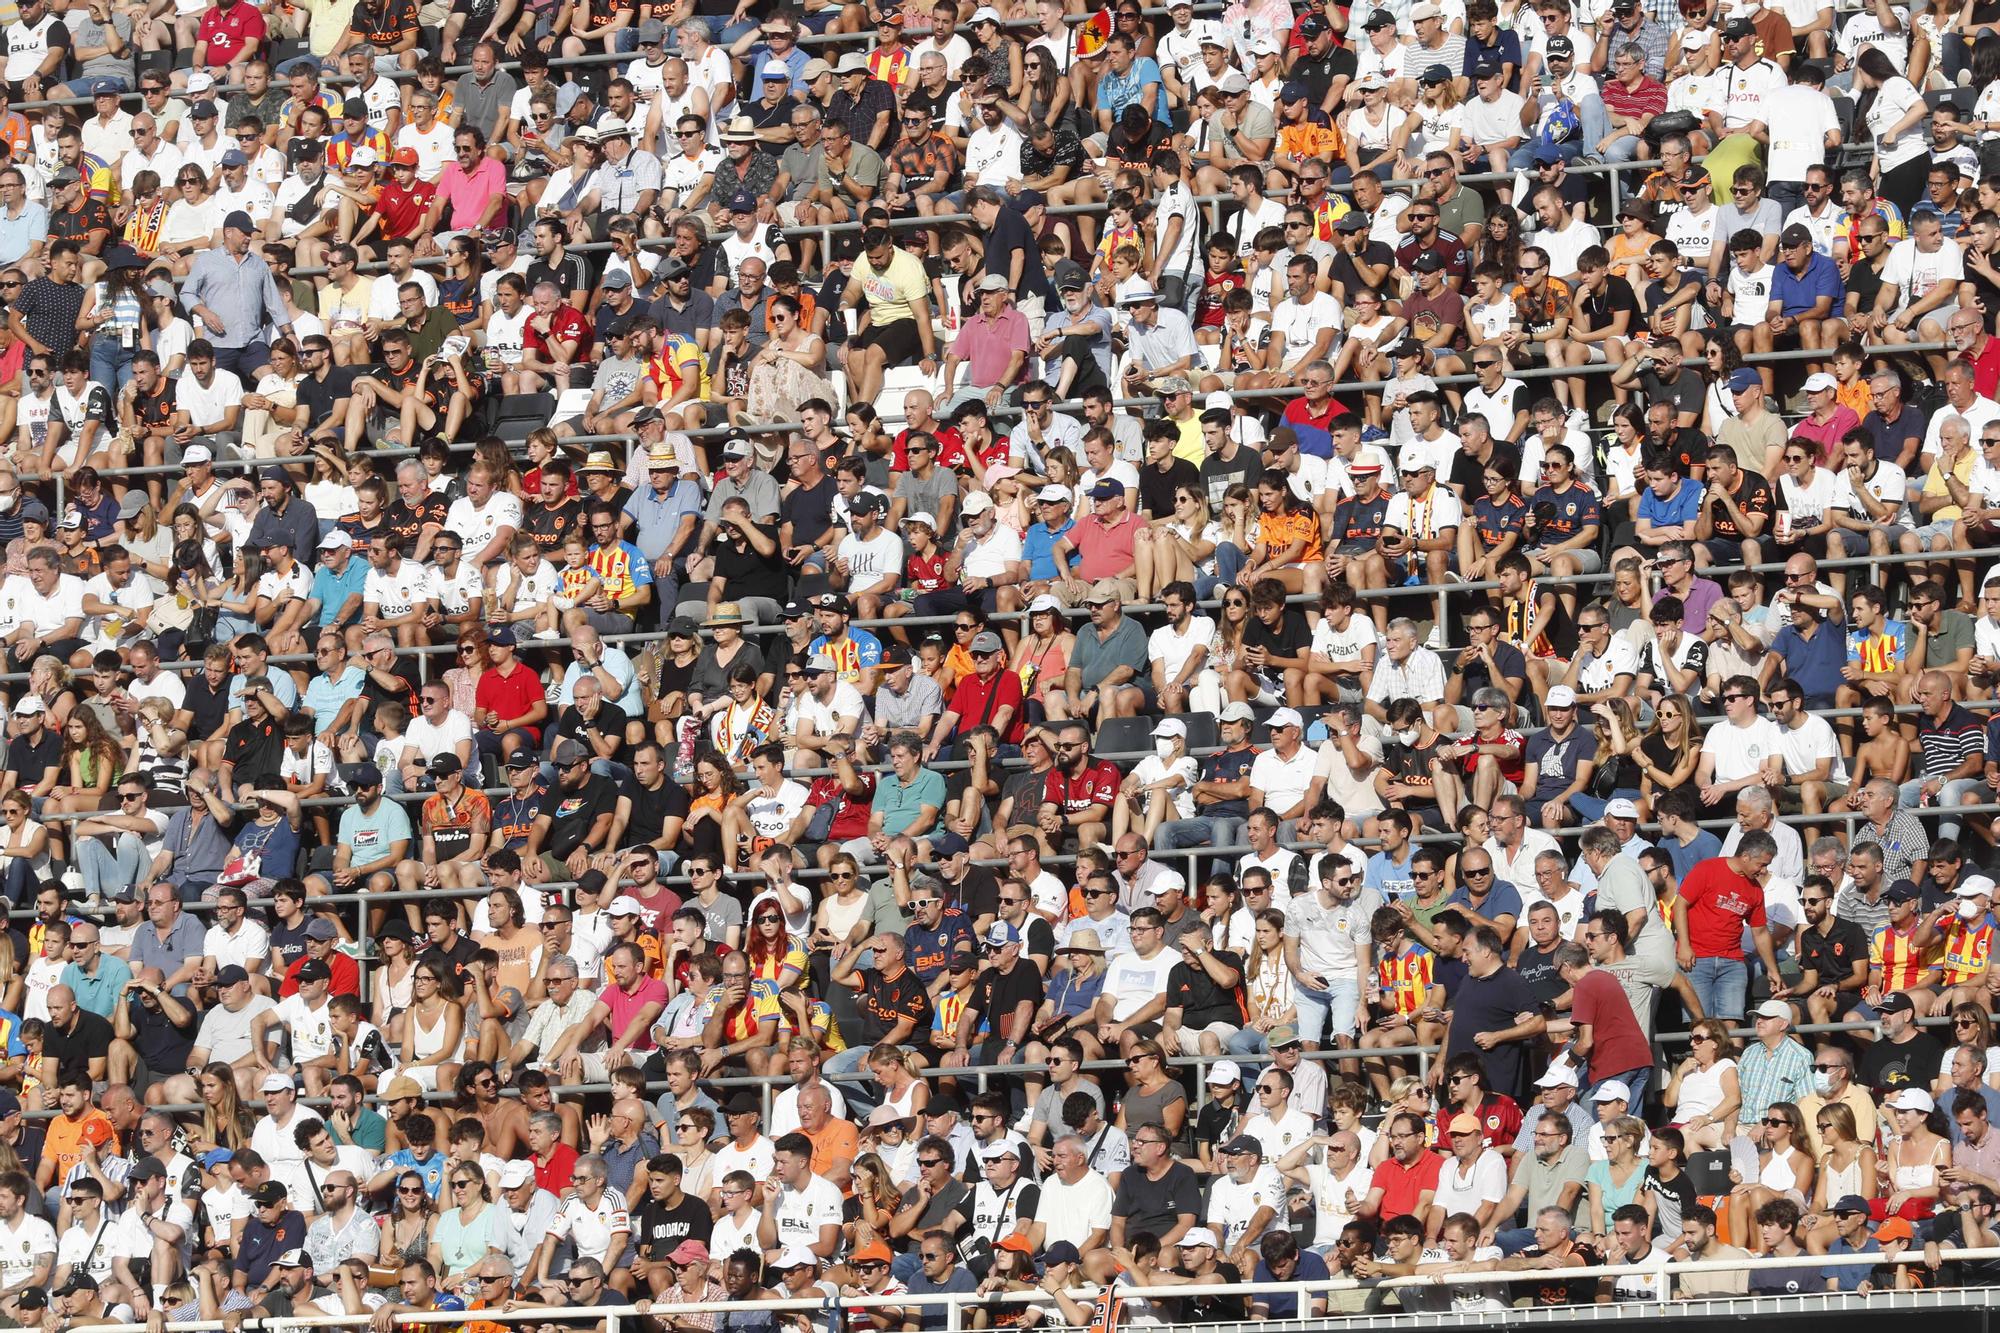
[1155,738,1179,760]
[1394,727,1419,746]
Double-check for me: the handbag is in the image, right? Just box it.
[1643,109,1700,143]
[183,604,221,655]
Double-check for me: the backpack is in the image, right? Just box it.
[1540,98,1580,146]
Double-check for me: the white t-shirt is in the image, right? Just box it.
[202,918,271,973]
[393,120,456,181]
[1147,616,1215,683]
[1207,1165,1285,1251]
[1269,293,1342,368]
[363,561,432,618]
[549,1187,631,1264]
[1100,947,1179,1021]
[274,991,337,1064]
[1248,745,1317,816]
[1699,715,1786,784]
[445,493,524,559]
[1882,236,1965,312]
[771,1175,844,1252]
[834,529,903,590]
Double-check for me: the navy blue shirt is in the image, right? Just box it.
[1198,743,1258,820]
[1772,619,1847,701]
[1254,1250,1330,1319]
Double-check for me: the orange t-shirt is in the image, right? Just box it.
[807,1117,860,1187]
[44,1109,114,1183]
[1255,507,1323,566]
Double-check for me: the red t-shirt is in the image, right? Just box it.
[371,178,436,240]
[1570,968,1653,1077]
[897,426,964,471]
[1043,760,1120,816]
[602,975,668,1054]
[1369,1150,1443,1222]
[1680,857,1766,959]
[278,951,359,998]
[526,304,595,364]
[1431,1093,1522,1151]
[476,661,546,740]
[905,550,949,594]
[197,0,266,65]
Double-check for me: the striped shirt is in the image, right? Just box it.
[1735,1036,1813,1125]
[1943,915,1995,985]
[1919,704,1987,778]
[1869,921,1939,993]
[1377,944,1434,1017]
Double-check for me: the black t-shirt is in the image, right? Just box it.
[622,776,691,850]
[780,474,839,550]
[1242,609,1311,663]
[1517,1242,1602,1304]
[355,664,419,739]
[528,252,591,297]
[122,988,197,1072]
[42,1009,113,1079]
[713,522,789,603]
[1328,240,1394,302]
[1846,253,1889,321]
[1288,45,1356,107]
[1167,949,1244,1028]
[850,965,933,1045]
[3,730,59,788]
[545,773,619,858]
[986,205,1052,304]
[551,705,630,769]
[1578,273,1641,335]
[295,366,356,432]
[940,864,1000,925]
[1198,445,1259,510]
[270,919,309,976]
[1138,456,1200,520]
[1858,1030,1946,1093]
[633,1192,713,1257]
[968,960,1044,1041]
[1514,941,1564,1004]
[523,498,583,554]
[1110,1159,1201,1239]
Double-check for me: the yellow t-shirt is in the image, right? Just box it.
[852,248,928,327]
[1924,450,1976,522]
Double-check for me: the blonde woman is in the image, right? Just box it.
[1663,1017,1740,1150]
[399,961,467,1093]
[1131,485,1218,603]
[1724,1100,1815,1240]
[239,338,305,457]
[1804,1102,1877,1249]
[1636,692,1701,817]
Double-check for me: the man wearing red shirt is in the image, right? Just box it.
[927,629,1023,757]
[891,389,961,470]
[1559,932,1655,1103]
[1359,1110,1443,1224]
[1056,481,1139,600]
[1038,719,1120,853]
[521,280,593,393]
[195,0,266,71]
[1674,835,1783,1021]
[364,149,435,244]
[473,627,549,759]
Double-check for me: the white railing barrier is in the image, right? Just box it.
[83,1247,2000,1333]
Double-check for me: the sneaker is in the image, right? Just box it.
[533,628,562,641]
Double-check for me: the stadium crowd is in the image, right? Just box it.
[8,0,2000,1319]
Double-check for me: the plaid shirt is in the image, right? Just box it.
[1855,810,1930,884]
[1735,1036,1812,1125]
[829,77,899,149]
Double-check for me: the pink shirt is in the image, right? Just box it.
[435,155,506,231]
[601,975,669,1053]
[1071,511,1139,581]
[948,308,1029,390]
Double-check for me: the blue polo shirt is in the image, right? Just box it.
[1770,619,1846,701]
[301,664,366,725]
[872,766,946,836]
[309,558,369,628]
[1771,250,1845,319]
[624,477,704,566]
[0,201,45,268]
[1022,518,1076,581]
[1637,476,1704,530]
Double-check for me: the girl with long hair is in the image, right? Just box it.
[1229,907,1297,1061]
[430,1163,503,1289]
[1133,485,1219,601]
[87,255,150,395]
[1855,47,1932,209]
[1637,693,1702,816]
[50,709,123,817]
[1243,471,1323,597]
[1568,697,1643,820]
[192,1061,255,1153]
[240,338,305,457]
[437,236,487,327]
[1474,207,1525,280]
[0,791,50,907]
[399,961,467,1094]
[1726,1100,1816,1239]
[387,1171,437,1265]
[1459,447,1528,584]
[677,748,739,866]
[1010,598,1075,728]
[1806,1102,1878,1249]
[744,296,836,428]
[747,894,810,1035]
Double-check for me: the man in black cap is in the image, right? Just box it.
[246,465,320,565]
[235,1181,306,1292]
[1290,13,1354,112]
[525,738,618,881]
[182,207,291,382]
[1394,199,1470,291]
